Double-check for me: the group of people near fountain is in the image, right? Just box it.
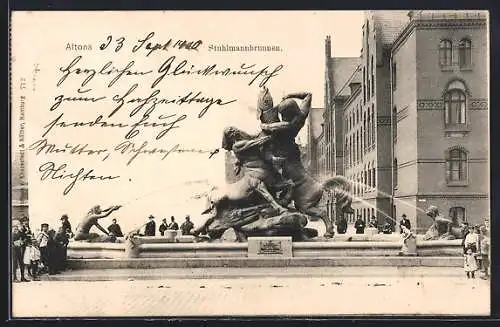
[11,215,72,282]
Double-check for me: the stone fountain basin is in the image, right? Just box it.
[67,236,463,259]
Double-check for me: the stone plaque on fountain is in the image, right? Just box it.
[248,236,293,258]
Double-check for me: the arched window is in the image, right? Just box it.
[459,38,472,68]
[363,67,366,104]
[371,105,375,145]
[446,148,468,182]
[367,111,371,146]
[372,165,376,188]
[367,163,372,188]
[439,39,453,67]
[371,55,375,97]
[444,88,466,125]
[363,113,367,152]
[364,168,368,192]
[355,131,359,164]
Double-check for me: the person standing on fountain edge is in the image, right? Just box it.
[354,216,366,234]
[399,214,411,234]
[145,215,156,236]
[181,215,195,235]
[169,216,179,231]
[60,214,73,238]
[159,218,169,236]
[336,216,348,234]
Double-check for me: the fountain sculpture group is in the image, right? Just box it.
[191,88,354,242]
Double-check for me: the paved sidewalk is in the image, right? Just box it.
[12,274,490,317]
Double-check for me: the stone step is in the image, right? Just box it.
[40,265,466,282]
[67,256,463,270]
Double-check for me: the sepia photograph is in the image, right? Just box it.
[10,10,490,317]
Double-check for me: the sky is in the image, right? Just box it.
[12,11,364,232]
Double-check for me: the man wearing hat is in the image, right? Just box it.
[399,214,411,234]
[144,215,156,236]
[181,215,195,235]
[159,218,169,236]
[36,223,50,273]
[168,216,179,231]
[60,214,72,236]
[12,222,28,282]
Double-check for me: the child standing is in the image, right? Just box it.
[464,247,478,279]
[23,236,41,281]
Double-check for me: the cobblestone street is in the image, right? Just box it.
[12,272,489,317]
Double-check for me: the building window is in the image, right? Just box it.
[459,38,472,69]
[439,39,453,67]
[372,166,376,187]
[371,105,375,145]
[391,62,397,89]
[393,107,397,142]
[446,148,468,182]
[364,169,368,191]
[363,68,366,104]
[367,165,372,188]
[444,90,466,126]
[356,132,359,164]
[371,56,375,97]
[393,158,398,187]
[363,113,367,152]
[449,207,466,223]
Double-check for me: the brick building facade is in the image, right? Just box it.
[307,10,489,232]
[391,10,489,232]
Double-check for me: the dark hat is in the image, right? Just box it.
[402,214,407,218]
[148,215,155,219]
[41,223,49,228]
[61,214,68,220]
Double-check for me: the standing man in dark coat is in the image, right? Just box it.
[168,216,179,231]
[55,227,70,271]
[47,229,58,275]
[181,215,195,235]
[159,218,169,236]
[12,223,28,282]
[60,214,73,237]
[354,216,366,234]
[399,214,411,234]
[144,215,156,236]
[336,217,348,234]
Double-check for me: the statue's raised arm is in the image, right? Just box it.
[282,92,312,118]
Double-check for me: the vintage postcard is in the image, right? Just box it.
[10,10,490,317]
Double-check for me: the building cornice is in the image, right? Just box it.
[395,193,488,199]
[391,18,487,54]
